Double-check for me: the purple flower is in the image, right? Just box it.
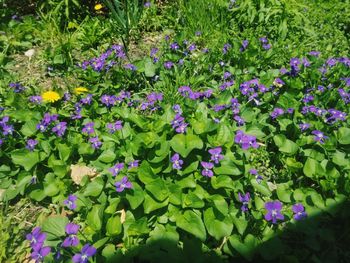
[188,43,196,52]
[1,124,14,135]
[238,192,250,212]
[62,223,80,247]
[52,122,67,137]
[172,104,182,114]
[287,108,294,114]
[270,108,284,119]
[26,139,38,151]
[101,95,117,107]
[302,94,314,103]
[80,94,93,105]
[31,246,51,263]
[106,121,123,133]
[175,122,188,133]
[124,63,137,71]
[82,122,95,135]
[63,194,77,210]
[9,82,26,93]
[292,203,307,220]
[72,244,96,263]
[233,115,245,126]
[234,130,259,150]
[264,201,284,224]
[309,51,320,57]
[249,169,263,183]
[63,92,71,101]
[128,160,139,169]
[164,61,174,69]
[201,162,214,177]
[144,1,151,7]
[273,78,285,87]
[208,147,224,164]
[29,96,42,104]
[115,176,133,192]
[222,43,232,54]
[109,163,124,176]
[26,227,46,251]
[311,130,328,144]
[170,42,179,50]
[171,153,183,170]
[239,40,249,52]
[299,123,310,132]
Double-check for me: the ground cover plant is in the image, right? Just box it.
[0,0,350,262]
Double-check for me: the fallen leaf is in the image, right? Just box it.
[118,209,126,224]
[24,49,35,58]
[70,164,98,185]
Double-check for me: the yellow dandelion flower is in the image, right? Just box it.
[42,91,60,103]
[94,3,103,10]
[74,87,89,95]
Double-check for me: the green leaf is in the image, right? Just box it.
[176,210,206,241]
[106,216,122,236]
[11,149,40,171]
[170,133,203,157]
[143,194,168,214]
[20,120,37,136]
[273,134,299,155]
[228,234,258,261]
[183,192,205,208]
[127,217,150,236]
[337,127,350,144]
[84,177,104,197]
[87,205,103,231]
[144,58,156,77]
[177,175,197,189]
[125,183,145,209]
[232,214,248,235]
[137,161,157,184]
[204,207,233,240]
[98,150,116,163]
[211,175,234,190]
[250,179,271,197]
[276,183,292,203]
[42,216,69,239]
[57,143,71,162]
[303,158,323,178]
[29,189,46,201]
[145,178,169,202]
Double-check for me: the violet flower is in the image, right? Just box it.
[171,153,183,170]
[109,163,124,176]
[299,123,310,132]
[26,139,38,151]
[264,201,284,224]
[106,121,123,133]
[128,160,139,169]
[29,96,42,104]
[63,194,77,210]
[52,122,67,137]
[115,176,133,192]
[72,244,96,263]
[270,108,284,119]
[82,122,95,135]
[26,227,46,251]
[234,130,259,150]
[208,147,224,164]
[311,130,328,144]
[292,203,307,221]
[31,246,51,263]
[238,192,250,212]
[201,162,214,177]
[62,223,80,247]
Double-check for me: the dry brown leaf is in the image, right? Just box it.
[70,164,98,185]
[119,209,126,224]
